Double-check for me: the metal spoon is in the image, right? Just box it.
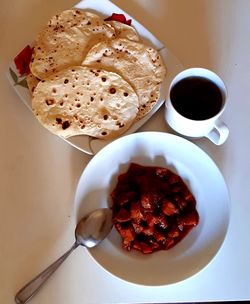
[15,208,113,304]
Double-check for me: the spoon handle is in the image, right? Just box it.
[15,242,79,304]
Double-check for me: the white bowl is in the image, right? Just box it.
[74,131,230,286]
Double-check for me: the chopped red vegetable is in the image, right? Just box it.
[104,13,132,26]
[14,45,33,76]
[111,163,199,254]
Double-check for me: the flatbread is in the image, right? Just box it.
[32,66,139,139]
[106,20,140,41]
[26,73,40,94]
[30,9,115,79]
[82,38,166,119]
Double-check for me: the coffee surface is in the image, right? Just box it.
[170,76,223,120]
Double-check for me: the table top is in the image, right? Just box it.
[1,0,250,303]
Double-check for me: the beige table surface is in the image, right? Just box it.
[1,0,250,303]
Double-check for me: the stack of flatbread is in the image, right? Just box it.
[28,9,166,139]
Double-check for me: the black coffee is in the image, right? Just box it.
[170,76,223,120]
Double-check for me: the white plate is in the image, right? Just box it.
[74,131,230,286]
[7,0,182,155]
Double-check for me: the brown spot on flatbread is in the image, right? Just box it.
[46,98,54,105]
[62,121,70,129]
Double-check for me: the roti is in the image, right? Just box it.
[26,73,40,94]
[30,9,115,80]
[32,66,139,139]
[105,20,140,41]
[82,38,166,119]
[28,8,167,141]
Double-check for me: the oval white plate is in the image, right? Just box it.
[74,132,230,286]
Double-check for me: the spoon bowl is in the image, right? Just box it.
[76,208,113,248]
[15,208,113,304]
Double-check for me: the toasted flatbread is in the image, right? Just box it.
[106,20,140,41]
[26,73,40,94]
[30,9,115,79]
[82,38,166,119]
[32,66,139,139]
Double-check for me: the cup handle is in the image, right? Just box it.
[205,119,229,145]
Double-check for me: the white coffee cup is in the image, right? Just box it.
[165,68,229,145]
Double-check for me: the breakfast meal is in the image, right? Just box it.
[111,163,199,254]
[18,9,166,139]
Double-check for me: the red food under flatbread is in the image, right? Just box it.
[104,13,132,26]
[14,45,33,76]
